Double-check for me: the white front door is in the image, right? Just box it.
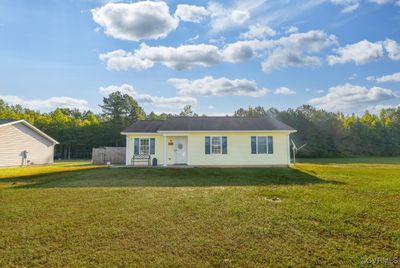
[174,137,187,164]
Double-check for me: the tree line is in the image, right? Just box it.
[1,92,399,158]
[234,105,400,157]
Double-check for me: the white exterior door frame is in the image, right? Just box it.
[173,137,188,164]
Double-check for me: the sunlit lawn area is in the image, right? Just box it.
[0,158,399,267]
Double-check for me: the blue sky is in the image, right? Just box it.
[0,0,399,115]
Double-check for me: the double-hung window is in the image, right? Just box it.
[140,139,149,155]
[134,138,155,155]
[205,136,227,154]
[212,136,221,154]
[251,136,273,154]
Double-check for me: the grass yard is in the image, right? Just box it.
[297,156,400,164]
[0,159,399,267]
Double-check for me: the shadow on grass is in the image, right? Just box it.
[0,166,344,189]
[297,157,400,165]
[0,165,102,181]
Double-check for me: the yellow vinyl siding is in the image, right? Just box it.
[126,134,164,165]
[187,132,289,166]
[126,132,290,166]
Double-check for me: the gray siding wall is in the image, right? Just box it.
[0,123,55,167]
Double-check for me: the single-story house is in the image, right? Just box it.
[122,117,296,167]
[0,119,59,167]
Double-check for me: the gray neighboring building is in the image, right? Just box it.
[0,119,59,167]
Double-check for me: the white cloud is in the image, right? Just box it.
[208,2,252,33]
[208,36,226,46]
[372,72,400,83]
[274,87,296,95]
[369,0,400,6]
[262,48,321,72]
[100,43,222,71]
[0,96,89,111]
[186,34,200,43]
[225,30,336,71]
[383,39,400,60]
[309,83,398,112]
[136,43,222,70]
[330,0,360,13]
[349,73,357,80]
[231,10,251,24]
[341,2,360,12]
[99,49,154,70]
[168,76,268,97]
[204,111,234,116]
[222,39,272,62]
[99,84,197,108]
[262,30,337,72]
[276,30,337,52]
[329,0,400,13]
[239,24,276,40]
[286,26,299,34]
[366,76,376,81]
[367,104,400,114]
[99,30,337,72]
[327,39,400,65]
[369,0,390,4]
[249,1,326,27]
[99,84,135,96]
[327,40,384,65]
[91,1,178,41]
[174,4,210,23]
[137,95,197,109]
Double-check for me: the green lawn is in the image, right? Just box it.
[0,160,399,267]
[297,156,400,164]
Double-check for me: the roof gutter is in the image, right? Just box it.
[121,132,160,135]
[122,130,297,135]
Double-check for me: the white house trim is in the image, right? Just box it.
[122,130,297,135]
[121,132,161,135]
[125,135,129,165]
[0,120,59,144]
[287,133,291,165]
[161,133,189,137]
[163,136,167,167]
[158,130,297,134]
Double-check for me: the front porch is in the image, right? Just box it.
[125,134,189,167]
[162,135,188,167]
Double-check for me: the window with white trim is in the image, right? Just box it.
[139,138,149,155]
[251,136,273,154]
[212,136,221,154]
[205,136,227,155]
[134,138,155,155]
